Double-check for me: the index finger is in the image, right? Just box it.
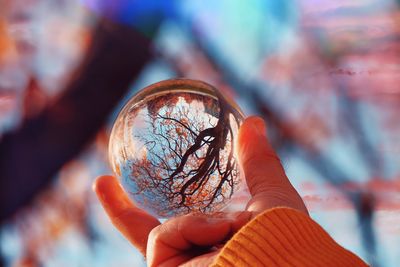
[94,175,160,255]
[238,117,291,195]
[237,117,308,214]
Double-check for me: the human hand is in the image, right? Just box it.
[94,116,308,267]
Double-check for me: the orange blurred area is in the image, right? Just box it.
[0,19,17,62]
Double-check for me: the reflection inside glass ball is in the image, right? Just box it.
[109,79,243,218]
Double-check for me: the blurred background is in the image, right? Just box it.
[0,0,399,266]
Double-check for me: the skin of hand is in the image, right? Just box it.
[94,116,308,267]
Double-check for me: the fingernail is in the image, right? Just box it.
[251,117,266,137]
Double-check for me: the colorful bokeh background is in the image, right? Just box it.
[1,0,399,266]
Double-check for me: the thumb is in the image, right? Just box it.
[237,116,308,215]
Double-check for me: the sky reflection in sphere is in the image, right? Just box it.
[109,79,244,218]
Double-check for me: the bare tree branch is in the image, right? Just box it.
[122,91,241,217]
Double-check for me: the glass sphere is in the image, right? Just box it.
[109,79,244,218]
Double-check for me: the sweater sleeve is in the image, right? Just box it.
[212,207,368,267]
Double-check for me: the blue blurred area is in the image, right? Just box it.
[80,0,177,36]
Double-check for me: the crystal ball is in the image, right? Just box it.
[109,79,244,218]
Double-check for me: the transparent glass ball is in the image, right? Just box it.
[109,79,244,218]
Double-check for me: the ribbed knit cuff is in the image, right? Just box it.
[212,207,368,267]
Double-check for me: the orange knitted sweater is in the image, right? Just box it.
[212,207,368,267]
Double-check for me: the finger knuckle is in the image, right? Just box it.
[148,224,163,244]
